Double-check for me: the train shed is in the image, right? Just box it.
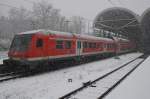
[93,7,142,50]
[141,8,150,53]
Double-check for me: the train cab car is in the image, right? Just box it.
[7,30,47,68]
[6,30,77,69]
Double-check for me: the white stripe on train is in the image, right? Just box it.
[11,50,129,61]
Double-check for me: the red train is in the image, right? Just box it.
[4,29,135,69]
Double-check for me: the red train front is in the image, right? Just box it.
[5,29,135,70]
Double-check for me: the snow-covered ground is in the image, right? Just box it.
[0,53,142,99]
[0,51,8,64]
[105,56,150,99]
[70,59,143,99]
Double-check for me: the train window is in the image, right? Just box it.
[105,44,107,48]
[36,39,43,48]
[96,43,99,48]
[106,44,108,48]
[96,43,98,48]
[65,41,71,49]
[56,40,63,49]
[93,43,96,48]
[10,34,33,51]
[89,43,92,48]
[97,44,100,48]
[83,42,87,48]
[100,43,103,48]
[109,44,110,48]
[108,44,110,48]
[111,44,113,48]
[87,42,89,48]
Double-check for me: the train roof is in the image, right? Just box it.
[18,29,74,37]
[18,29,44,35]
[75,34,113,41]
[112,37,129,42]
[46,30,75,38]
[18,29,113,41]
[47,30,113,41]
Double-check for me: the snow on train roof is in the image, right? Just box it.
[46,30,113,41]
[18,29,45,34]
[119,38,129,42]
[18,29,113,41]
[19,29,74,37]
[113,37,129,42]
[75,34,113,41]
[47,30,113,41]
[46,30,74,37]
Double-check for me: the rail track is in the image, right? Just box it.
[0,65,33,83]
[0,54,147,90]
[0,69,34,83]
[59,54,148,99]
[0,73,22,82]
[0,64,6,71]
[0,53,116,83]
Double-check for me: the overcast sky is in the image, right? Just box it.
[0,0,150,20]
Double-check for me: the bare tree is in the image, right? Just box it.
[69,16,86,34]
[0,16,8,38]
[32,1,71,32]
[57,16,66,31]
[8,7,31,34]
[32,1,55,29]
[0,1,87,49]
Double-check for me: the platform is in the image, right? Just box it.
[105,56,150,99]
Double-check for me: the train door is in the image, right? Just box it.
[76,40,82,56]
[35,37,45,57]
[103,43,107,52]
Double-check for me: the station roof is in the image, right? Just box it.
[93,7,142,41]
[140,8,150,52]
[141,8,150,38]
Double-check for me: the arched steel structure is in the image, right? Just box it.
[93,7,142,41]
[141,8,150,53]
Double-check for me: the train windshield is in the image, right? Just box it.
[10,34,33,51]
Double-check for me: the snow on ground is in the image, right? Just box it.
[0,53,142,99]
[0,51,8,64]
[105,56,150,99]
[70,59,143,99]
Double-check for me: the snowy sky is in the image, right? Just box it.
[0,0,150,20]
